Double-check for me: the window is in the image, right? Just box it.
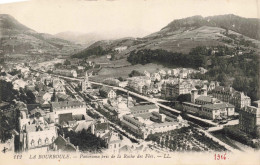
[45,138,49,144]
[38,139,42,146]
[31,140,35,147]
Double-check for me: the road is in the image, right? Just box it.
[198,129,240,153]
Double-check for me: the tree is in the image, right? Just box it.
[110,54,116,61]
[118,77,124,82]
[128,70,144,77]
[54,63,62,68]
[177,94,191,103]
[64,60,71,66]
[217,73,229,86]
[51,89,56,102]
[0,80,18,102]
[25,90,36,104]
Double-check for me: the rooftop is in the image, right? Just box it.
[196,96,215,103]
[133,113,153,119]
[129,104,158,112]
[242,105,260,114]
[51,101,85,109]
[183,102,202,107]
[25,124,44,132]
[53,135,77,152]
[202,102,234,110]
[150,122,178,128]
[59,113,73,125]
[30,107,46,116]
[95,122,109,131]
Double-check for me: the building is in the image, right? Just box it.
[182,88,235,120]
[150,72,161,82]
[207,81,219,92]
[127,76,151,94]
[143,70,150,77]
[90,118,122,152]
[172,68,180,77]
[211,86,251,109]
[129,104,159,115]
[121,113,188,139]
[52,78,66,94]
[48,135,79,152]
[161,79,193,99]
[53,69,77,77]
[99,86,117,99]
[58,113,87,128]
[51,101,86,122]
[239,103,260,137]
[158,70,167,78]
[114,46,127,52]
[106,132,122,153]
[198,67,208,74]
[120,104,188,139]
[19,111,58,151]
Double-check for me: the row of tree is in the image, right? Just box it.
[72,46,113,59]
[127,49,207,68]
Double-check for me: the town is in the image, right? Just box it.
[0,50,259,154]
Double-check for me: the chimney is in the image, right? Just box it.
[127,91,129,107]
[66,137,70,143]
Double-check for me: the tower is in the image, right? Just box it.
[82,72,89,92]
[191,87,198,103]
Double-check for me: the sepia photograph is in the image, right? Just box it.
[0,0,259,164]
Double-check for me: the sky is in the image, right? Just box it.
[0,0,259,38]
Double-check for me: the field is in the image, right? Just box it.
[90,62,173,82]
[142,26,229,54]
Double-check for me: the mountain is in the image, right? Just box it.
[55,29,151,47]
[72,14,260,59]
[0,14,83,56]
[55,31,107,47]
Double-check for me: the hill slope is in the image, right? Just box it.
[160,14,260,40]
[0,14,83,56]
[72,14,260,59]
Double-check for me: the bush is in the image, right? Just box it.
[128,70,145,77]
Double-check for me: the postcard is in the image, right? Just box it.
[0,0,259,164]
